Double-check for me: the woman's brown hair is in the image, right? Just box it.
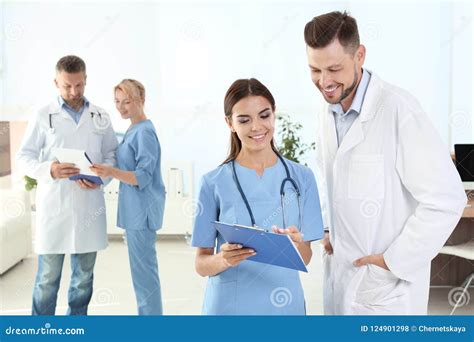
[222,78,279,164]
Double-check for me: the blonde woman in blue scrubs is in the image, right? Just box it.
[90,79,165,315]
[192,78,324,315]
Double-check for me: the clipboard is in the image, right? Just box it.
[213,221,307,272]
[53,147,104,185]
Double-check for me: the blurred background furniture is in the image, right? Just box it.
[105,161,194,237]
[0,186,32,275]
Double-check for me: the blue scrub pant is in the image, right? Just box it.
[32,252,97,315]
[125,229,163,315]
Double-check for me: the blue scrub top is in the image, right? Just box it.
[192,157,324,315]
[116,119,166,231]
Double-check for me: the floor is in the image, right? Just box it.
[0,237,472,315]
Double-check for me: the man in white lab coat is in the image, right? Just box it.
[304,11,467,314]
[17,55,118,315]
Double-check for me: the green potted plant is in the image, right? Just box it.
[24,175,37,211]
[24,175,37,191]
[276,113,315,164]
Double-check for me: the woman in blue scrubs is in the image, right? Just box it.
[90,79,165,315]
[192,78,324,315]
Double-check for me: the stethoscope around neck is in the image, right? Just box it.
[48,111,102,133]
[231,153,303,232]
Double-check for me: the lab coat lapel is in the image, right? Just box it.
[48,101,62,115]
[76,104,91,130]
[325,110,338,162]
[46,101,76,131]
[335,72,382,157]
[336,116,364,157]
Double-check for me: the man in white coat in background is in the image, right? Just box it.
[17,55,118,315]
[304,11,467,314]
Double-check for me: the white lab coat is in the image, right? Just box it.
[315,72,467,315]
[16,100,118,254]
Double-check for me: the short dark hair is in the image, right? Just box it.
[55,55,86,73]
[304,11,360,53]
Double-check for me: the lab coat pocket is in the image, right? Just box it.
[370,264,398,280]
[36,183,61,216]
[348,154,385,199]
[88,132,104,153]
[86,186,106,213]
[354,264,406,308]
[203,279,237,315]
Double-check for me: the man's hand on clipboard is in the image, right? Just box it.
[50,161,80,179]
[76,179,100,189]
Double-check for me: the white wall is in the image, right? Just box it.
[447,1,473,146]
[1,0,472,190]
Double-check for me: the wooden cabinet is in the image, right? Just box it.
[430,196,474,286]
